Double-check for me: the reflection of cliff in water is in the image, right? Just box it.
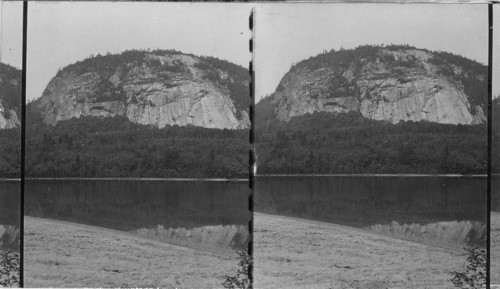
[367,220,486,247]
[0,181,20,250]
[256,176,486,246]
[25,180,250,249]
[493,176,500,212]
[135,224,249,250]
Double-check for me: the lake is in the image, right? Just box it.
[493,175,500,212]
[25,179,251,249]
[0,180,20,251]
[255,176,487,247]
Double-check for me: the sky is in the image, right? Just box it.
[494,5,500,97]
[255,3,489,101]
[1,3,493,101]
[26,2,252,102]
[1,1,23,69]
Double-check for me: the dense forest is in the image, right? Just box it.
[493,97,500,174]
[0,63,22,115]
[0,63,21,178]
[256,111,486,175]
[0,128,21,178]
[255,44,488,175]
[25,115,249,178]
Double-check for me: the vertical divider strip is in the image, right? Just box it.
[248,7,255,289]
[488,3,493,288]
[20,1,27,287]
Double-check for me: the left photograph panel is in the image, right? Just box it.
[24,2,251,287]
[0,1,22,287]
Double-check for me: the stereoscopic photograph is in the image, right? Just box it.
[254,3,488,288]
[0,1,22,287]
[0,1,497,288]
[24,2,251,287]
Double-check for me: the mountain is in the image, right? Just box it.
[257,45,487,125]
[29,49,250,130]
[0,63,21,129]
[0,63,21,177]
[255,45,487,175]
[25,50,250,178]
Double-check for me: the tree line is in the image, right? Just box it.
[0,99,495,178]
[22,116,249,179]
[256,111,487,175]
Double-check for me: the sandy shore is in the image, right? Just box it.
[492,212,500,284]
[254,213,465,289]
[24,216,240,288]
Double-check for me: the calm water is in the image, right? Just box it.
[25,179,250,232]
[0,181,20,226]
[493,176,500,212]
[0,181,20,250]
[255,176,486,227]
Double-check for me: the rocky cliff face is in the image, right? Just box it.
[0,63,21,129]
[34,50,250,129]
[261,45,487,125]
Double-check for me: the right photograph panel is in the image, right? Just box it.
[254,4,488,288]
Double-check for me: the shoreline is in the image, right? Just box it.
[256,173,487,178]
[254,212,465,289]
[22,177,248,182]
[1,173,492,182]
[25,216,239,255]
[24,216,240,288]
[255,212,470,251]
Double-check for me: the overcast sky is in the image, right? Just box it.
[1,1,23,69]
[255,3,489,101]
[26,2,252,102]
[494,5,500,97]
[1,3,494,101]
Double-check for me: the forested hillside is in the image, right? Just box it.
[0,128,20,178]
[0,63,21,178]
[493,97,500,174]
[0,63,21,116]
[255,45,488,175]
[26,116,249,178]
[256,111,486,175]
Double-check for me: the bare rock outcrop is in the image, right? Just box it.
[0,105,20,129]
[264,45,487,125]
[0,63,21,129]
[33,50,250,129]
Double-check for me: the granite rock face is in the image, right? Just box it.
[0,105,20,129]
[266,46,487,125]
[0,63,21,129]
[34,51,250,129]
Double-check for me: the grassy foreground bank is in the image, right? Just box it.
[24,217,240,288]
[492,213,500,284]
[254,213,465,289]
